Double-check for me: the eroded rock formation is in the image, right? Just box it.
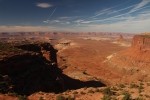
[106,34,150,81]
[132,35,150,51]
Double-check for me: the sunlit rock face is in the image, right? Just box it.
[132,35,150,51]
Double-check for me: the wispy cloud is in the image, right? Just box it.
[43,16,81,25]
[39,0,150,33]
[67,0,150,33]
[36,3,53,8]
[77,0,150,24]
[129,0,150,13]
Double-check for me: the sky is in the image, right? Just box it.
[0,0,150,33]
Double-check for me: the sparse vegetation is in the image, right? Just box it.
[0,42,19,51]
[56,95,66,100]
[18,95,28,100]
[102,94,112,100]
[7,92,18,96]
[145,94,150,98]
[0,33,150,100]
[80,91,85,95]
[119,84,126,88]
[111,87,118,91]
[56,95,75,100]
[122,92,132,100]
[146,82,150,86]
[95,88,100,92]
[72,91,78,94]
[67,95,75,100]
[135,97,144,100]
[39,97,44,100]
[138,84,144,93]
[102,87,114,95]
[88,89,94,93]
[83,87,87,90]
[130,83,139,88]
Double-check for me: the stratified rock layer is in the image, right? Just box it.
[107,34,150,81]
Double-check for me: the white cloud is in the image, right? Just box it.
[59,17,72,20]
[43,20,50,23]
[74,19,84,23]
[66,22,70,24]
[36,3,53,8]
[76,12,150,33]
[80,21,91,24]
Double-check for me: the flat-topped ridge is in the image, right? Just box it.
[132,35,150,51]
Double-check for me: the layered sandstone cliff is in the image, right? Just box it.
[132,35,150,51]
[107,34,150,81]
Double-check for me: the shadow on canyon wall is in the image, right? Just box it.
[0,43,106,95]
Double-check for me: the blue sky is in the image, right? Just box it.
[0,0,150,33]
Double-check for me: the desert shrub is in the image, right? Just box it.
[0,43,18,51]
[135,97,144,100]
[138,84,144,93]
[67,95,75,100]
[102,94,112,100]
[103,87,114,95]
[66,90,71,93]
[8,92,18,96]
[56,95,75,100]
[119,84,126,88]
[122,92,131,100]
[130,83,139,88]
[72,91,78,94]
[56,95,66,100]
[83,87,87,90]
[0,82,9,93]
[83,71,88,75]
[146,82,150,86]
[80,91,85,94]
[111,87,118,91]
[39,97,44,100]
[95,88,100,92]
[145,94,150,98]
[88,89,94,93]
[140,82,144,85]
[139,94,143,97]
[18,95,28,100]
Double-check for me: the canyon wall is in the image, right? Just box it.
[132,35,150,51]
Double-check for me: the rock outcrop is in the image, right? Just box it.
[132,35,150,51]
[107,34,150,81]
[117,34,124,43]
